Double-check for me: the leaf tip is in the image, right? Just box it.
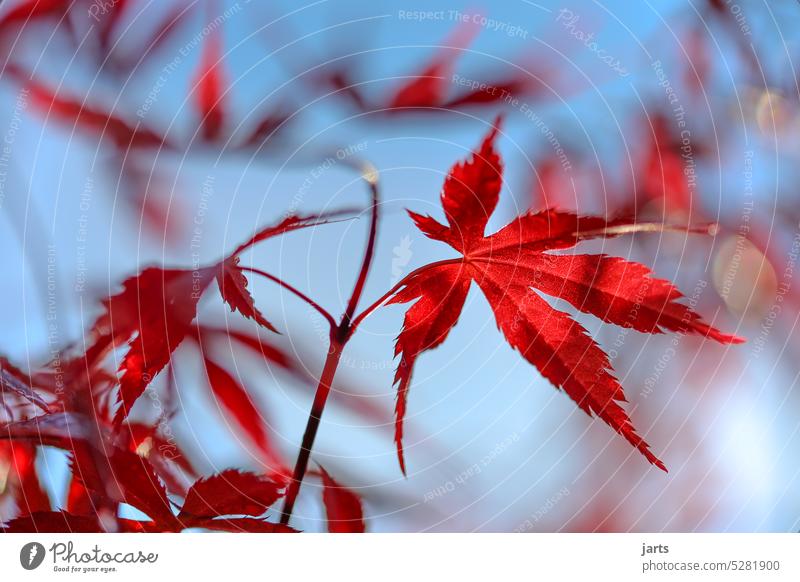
[396,441,407,477]
[491,112,505,131]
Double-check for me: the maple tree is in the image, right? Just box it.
[0,3,751,534]
[0,117,742,533]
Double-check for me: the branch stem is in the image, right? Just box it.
[279,336,343,525]
[341,180,379,330]
[241,266,336,329]
[279,171,381,527]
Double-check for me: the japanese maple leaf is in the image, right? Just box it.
[217,256,277,332]
[99,266,215,425]
[93,212,348,424]
[179,470,283,520]
[102,448,178,527]
[123,422,198,495]
[388,19,479,110]
[318,466,365,533]
[62,443,180,530]
[1,511,107,533]
[388,118,743,474]
[7,65,169,150]
[199,351,289,476]
[1,442,51,514]
[2,469,294,533]
[320,20,532,115]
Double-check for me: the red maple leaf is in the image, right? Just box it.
[1,442,51,514]
[92,212,349,424]
[179,470,283,519]
[319,20,536,116]
[9,66,169,150]
[388,117,743,474]
[318,466,365,533]
[100,267,215,425]
[388,19,479,110]
[199,353,288,476]
[1,511,106,533]
[217,257,278,332]
[103,449,178,526]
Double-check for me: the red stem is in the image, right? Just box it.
[279,173,380,527]
[341,180,379,330]
[240,266,336,329]
[279,336,343,524]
